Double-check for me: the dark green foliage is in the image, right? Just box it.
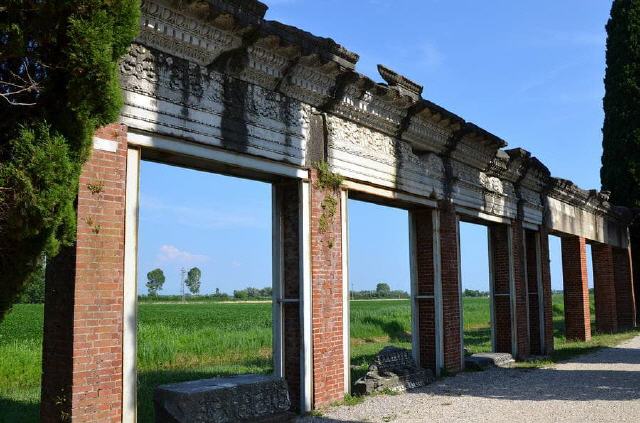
[146,269,166,297]
[0,124,77,315]
[0,0,140,318]
[18,257,45,304]
[185,267,202,295]
[601,0,640,208]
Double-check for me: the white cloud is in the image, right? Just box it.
[157,244,209,265]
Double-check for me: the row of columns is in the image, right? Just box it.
[411,207,553,373]
[561,236,637,341]
[40,130,638,420]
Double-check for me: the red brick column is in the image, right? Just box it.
[41,124,127,422]
[309,169,344,406]
[489,224,513,354]
[613,247,637,329]
[510,222,530,359]
[525,230,542,355]
[412,210,437,373]
[592,243,618,333]
[539,229,554,355]
[632,235,640,324]
[438,201,461,372]
[561,236,591,341]
[275,182,303,410]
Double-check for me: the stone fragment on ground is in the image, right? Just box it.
[464,352,515,370]
[353,346,434,395]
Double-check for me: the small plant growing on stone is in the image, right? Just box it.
[314,160,343,191]
[313,161,343,248]
[87,179,105,195]
[318,194,338,234]
[84,216,101,234]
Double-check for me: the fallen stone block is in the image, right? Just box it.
[465,352,515,370]
[154,374,295,423]
[353,346,434,395]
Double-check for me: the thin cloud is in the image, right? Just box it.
[157,244,209,265]
[517,63,576,95]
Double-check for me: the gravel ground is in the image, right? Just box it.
[300,336,640,423]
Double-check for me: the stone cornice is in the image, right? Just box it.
[547,177,623,220]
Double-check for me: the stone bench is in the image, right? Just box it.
[154,374,296,423]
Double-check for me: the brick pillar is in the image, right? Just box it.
[561,236,591,341]
[274,182,303,410]
[613,247,637,329]
[539,230,554,354]
[489,225,513,354]
[438,201,461,372]
[510,222,530,358]
[632,234,640,324]
[412,210,437,373]
[309,169,344,407]
[592,243,618,333]
[525,230,542,355]
[41,124,127,422]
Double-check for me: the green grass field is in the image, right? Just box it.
[1,295,638,422]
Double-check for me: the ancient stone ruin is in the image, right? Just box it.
[37,0,638,421]
[353,347,434,395]
[153,375,294,423]
[464,352,515,371]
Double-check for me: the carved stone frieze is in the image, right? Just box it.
[280,61,340,105]
[452,161,481,186]
[327,115,445,196]
[404,118,451,155]
[120,44,309,163]
[138,0,242,66]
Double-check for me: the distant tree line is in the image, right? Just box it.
[232,287,272,300]
[463,289,489,298]
[137,266,274,302]
[350,282,409,300]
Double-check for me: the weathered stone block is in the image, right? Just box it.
[353,346,434,395]
[464,352,515,371]
[153,375,295,423]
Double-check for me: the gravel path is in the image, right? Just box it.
[300,336,640,423]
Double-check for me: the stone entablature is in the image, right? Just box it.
[122,0,630,247]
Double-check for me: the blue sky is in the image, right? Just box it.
[137,0,608,294]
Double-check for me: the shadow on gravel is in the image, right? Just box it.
[406,364,640,402]
[563,346,640,365]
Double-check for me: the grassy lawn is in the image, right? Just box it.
[1,295,639,422]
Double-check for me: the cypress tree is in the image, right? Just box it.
[601,0,640,321]
[601,0,640,206]
[0,1,140,318]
